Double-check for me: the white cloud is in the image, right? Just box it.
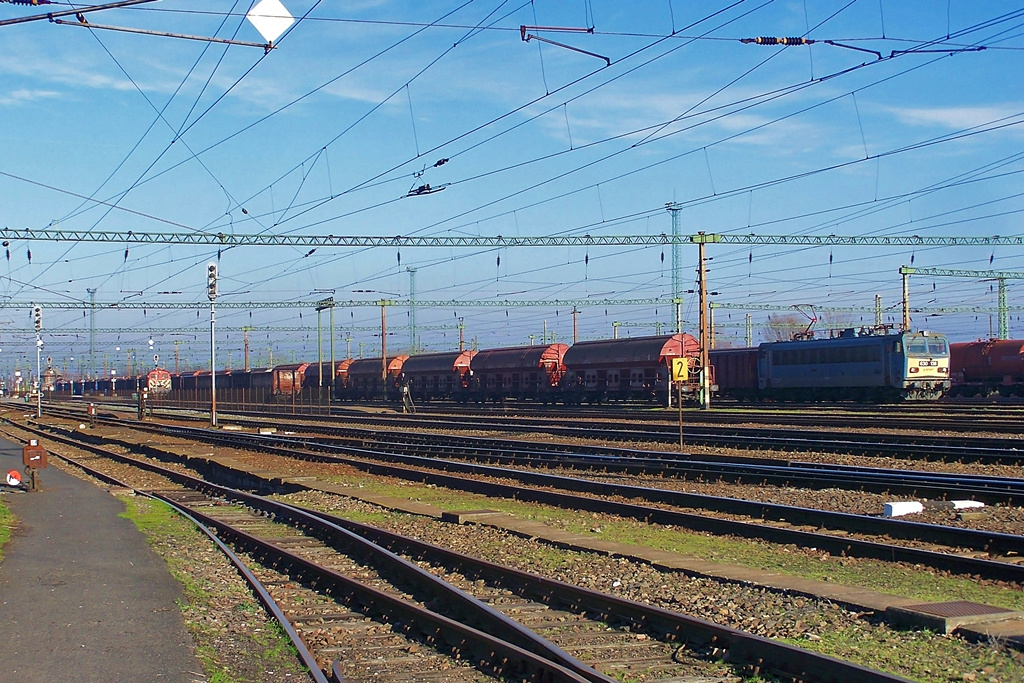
[0,51,137,92]
[886,105,1023,130]
[0,88,61,106]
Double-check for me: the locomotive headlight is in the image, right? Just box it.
[909,367,919,373]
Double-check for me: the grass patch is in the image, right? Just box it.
[323,474,1024,611]
[784,625,1024,682]
[118,495,308,682]
[0,498,13,563]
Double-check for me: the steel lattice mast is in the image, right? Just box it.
[1,228,1022,247]
[900,266,1024,339]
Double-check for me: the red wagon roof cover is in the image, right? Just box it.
[562,334,699,367]
[401,350,477,374]
[347,355,409,378]
[471,343,568,371]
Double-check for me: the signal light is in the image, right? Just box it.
[206,263,218,301]
[32,305,42,332]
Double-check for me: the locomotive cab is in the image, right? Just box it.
[896,331,950,400]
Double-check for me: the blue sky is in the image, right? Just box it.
[1,0,1022,376]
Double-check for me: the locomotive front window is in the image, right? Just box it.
[909,337,937,358]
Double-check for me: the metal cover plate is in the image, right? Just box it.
[904,601,1013,618]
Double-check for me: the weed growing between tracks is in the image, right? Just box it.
[322,474,1024,612]
[785,626,1024,683]
[290,490,1024,682]
[118,495,309,683]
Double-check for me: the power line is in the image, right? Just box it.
[6,298,667,310]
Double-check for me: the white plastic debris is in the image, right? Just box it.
[884,501,924,517]
[953,500,985,510]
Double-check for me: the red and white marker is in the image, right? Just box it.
[6,470,21,486]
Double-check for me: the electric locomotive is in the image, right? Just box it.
[755,329,949,401]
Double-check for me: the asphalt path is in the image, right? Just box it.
[0,434,202,682]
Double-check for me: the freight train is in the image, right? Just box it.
[352,334,704,405]
[948,339,1024,397]
[711,329,950,402]
[49,329,961,406]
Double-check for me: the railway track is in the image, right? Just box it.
[12,420,911,683]
[32,408,1024,584]
[141,402,1022,465]
[71,395,1024,437]
[206,412,1024,505]
[325,401,1024,435]
[95,403,1024,504]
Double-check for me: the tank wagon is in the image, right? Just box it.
[560,333,700,404]
[949,339,1024,397]
[712,329,950,402]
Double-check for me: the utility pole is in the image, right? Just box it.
[901,267,911,332]
[380,300,389,399]
[666,203,683,334]
[875,295,882,327]
[207,263,218,427]
[709,306,715,349]
[572,306,579,344]
[407,267,417,354]
[33,305,42,418]
[243,327,250,371]
[745,314,752,347]
[999,278,1008,339]
[695,232,714,410]
[458,317,465,352]
[87,287,97,380]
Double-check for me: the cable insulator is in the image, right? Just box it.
[743,36,813,46]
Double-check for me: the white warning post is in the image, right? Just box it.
[246,0,295,45]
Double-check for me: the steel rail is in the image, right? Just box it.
[2,432,331,683]
[12,418,917,683]
[47,400,1024,506]
[184,407,1024,503]
[311,411,1024,465]
[376,402,1024,436]
[301,509,910,683]
[42,405,1024,564]
[10,420,607,683]
[178,427,1024,574]
[58,414,1023,583]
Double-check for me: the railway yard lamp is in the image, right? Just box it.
[207,263,218,427]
